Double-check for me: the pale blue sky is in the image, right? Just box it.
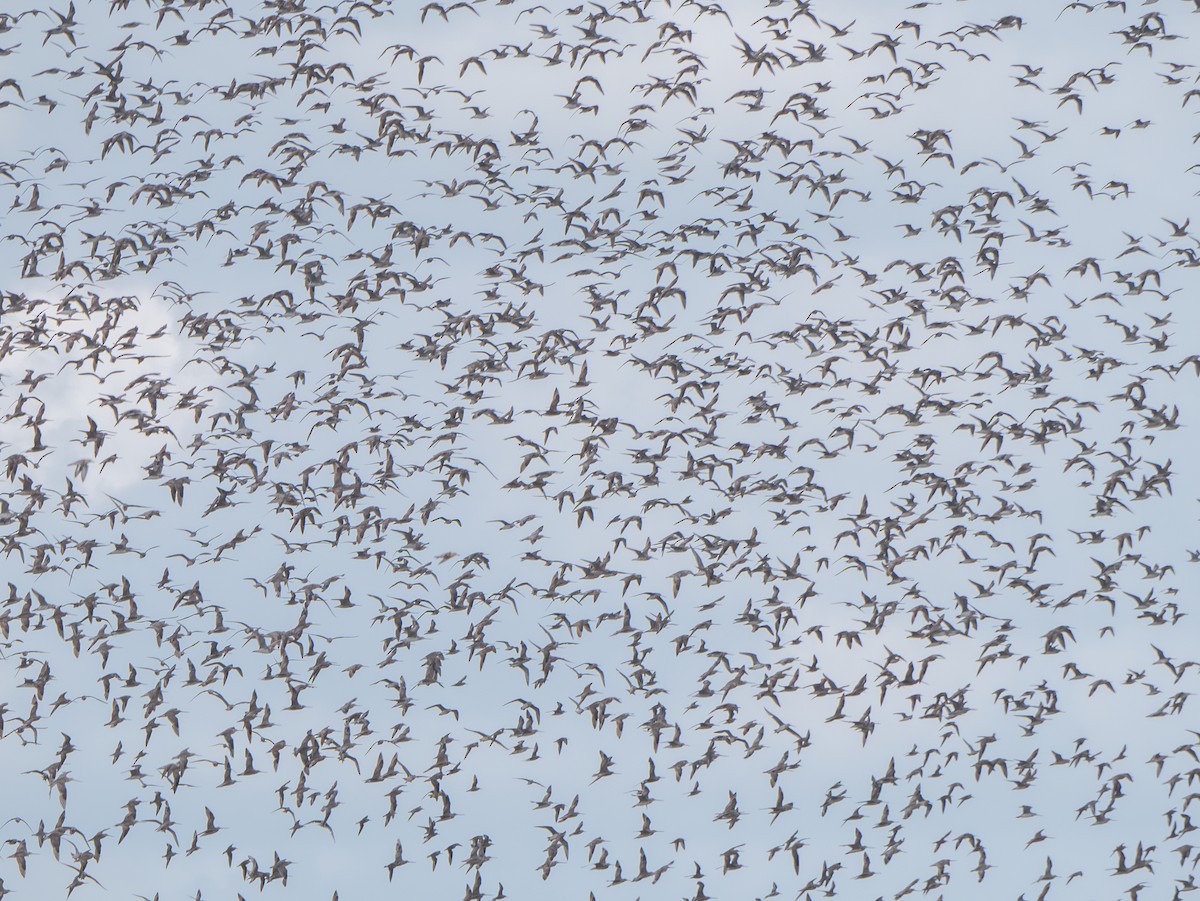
[0,1,1198,899]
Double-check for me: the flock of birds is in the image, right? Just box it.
[1,0,1199,898]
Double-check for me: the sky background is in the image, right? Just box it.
[1,0,1200,899]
